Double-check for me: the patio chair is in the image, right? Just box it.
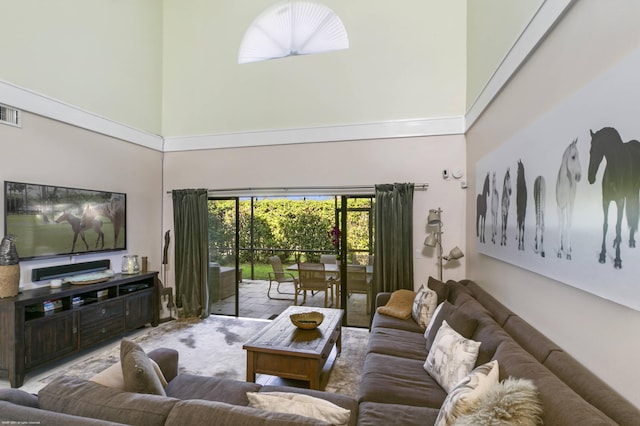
[346,264,371,313]
[320,254,339,301]
[296,262,332,307]
[267,256,297,300]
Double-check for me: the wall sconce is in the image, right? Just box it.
[424,207,464,281]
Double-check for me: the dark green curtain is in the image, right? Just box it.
[372,183,415,313]
[172,189,209,319]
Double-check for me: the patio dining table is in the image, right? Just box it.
[286,263,373,308]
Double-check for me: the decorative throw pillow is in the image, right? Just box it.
[120,338,166,396]
[247,392,351,426]
[434,360,499,426]
[453,377,543,426]
[412,285,438,327]
[425,301,478,351]
[377,289,416,320]
[91,359,167,390]
[428,276,449,305]
[423,320,481,393]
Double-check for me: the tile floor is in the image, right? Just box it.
[210,279,371,327]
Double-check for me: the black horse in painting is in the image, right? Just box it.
[516,160,527,250]
[533,176,546,257]
[588,127,640,269]
[476,173,490,243]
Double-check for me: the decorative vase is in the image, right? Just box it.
[0,235,20,298]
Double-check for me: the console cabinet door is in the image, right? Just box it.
[25,311,77,368]
[125,289,154,330]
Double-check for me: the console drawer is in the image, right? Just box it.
[79,299,125,347]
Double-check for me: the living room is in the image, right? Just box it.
[0,0,638,413]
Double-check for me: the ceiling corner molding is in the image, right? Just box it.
[0,79,164,151]
[465,0,577,131]
[162,116,465,152]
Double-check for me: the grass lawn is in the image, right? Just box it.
[239,262,298,281]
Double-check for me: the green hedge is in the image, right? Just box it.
[208,198,372,264]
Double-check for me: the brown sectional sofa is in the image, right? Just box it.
[357,279,640,425]
[2,278,638,425]
[0,348,358,425]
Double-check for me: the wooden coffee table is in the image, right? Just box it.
[244,306,344,390]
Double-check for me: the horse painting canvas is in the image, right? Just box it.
[588,127,640,269]
[516,160,527,251]
[500,168,512,246]
[476,173,490,243]
[556,139,581,260]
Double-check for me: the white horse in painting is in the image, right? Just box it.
[556,139,581,260]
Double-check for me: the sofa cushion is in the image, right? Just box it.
[503,315,561,363]
[493,339,616,425]
[259,386,358,426]
[459,280,514,326]
[543,350,640,426]
[357,402,439,426]
[165,399,329,426]
[247,392,350,426]
[38,376,178,426]
[371,309,425,333]
[359,352,447,408]
[427,276,449,305]
[165,374,261,406]
[376,289,415,319]
[424,321,481,392]
[425,301,478,350]
[366,326,428,360]
[434,360,499,426]
[0,400,122,426]
[0,388,38,408]
[411,285,438,327]
[120,338,166,395]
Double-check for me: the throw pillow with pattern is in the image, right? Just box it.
[423,320,481,393]
[412,285,438,327]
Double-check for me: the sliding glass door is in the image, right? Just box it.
[208,197,240,316]
[337,195,374,327]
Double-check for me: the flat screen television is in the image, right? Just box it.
[4,181,126,260]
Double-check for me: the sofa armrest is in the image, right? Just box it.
[148,348,179,382]
[375,292,392,308]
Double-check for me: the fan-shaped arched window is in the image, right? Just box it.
[238,1,349,64]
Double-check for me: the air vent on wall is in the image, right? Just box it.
[0,104,21,128]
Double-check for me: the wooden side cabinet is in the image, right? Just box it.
[0,271,160,388]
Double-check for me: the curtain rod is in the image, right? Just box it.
[166,184,428,197]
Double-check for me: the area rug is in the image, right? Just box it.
[32,315,369,397]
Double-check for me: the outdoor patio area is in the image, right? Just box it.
[210,279,371,327]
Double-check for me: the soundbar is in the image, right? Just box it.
[31,259,111,282]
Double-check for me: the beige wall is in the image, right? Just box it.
[0,0,163,134]
[162,0,466,137]
[466,0,542,110]
[162,136,467,290]
[465,1,640,407]
[0,112,164,289]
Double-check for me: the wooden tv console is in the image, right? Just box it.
[0,271,160,388]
